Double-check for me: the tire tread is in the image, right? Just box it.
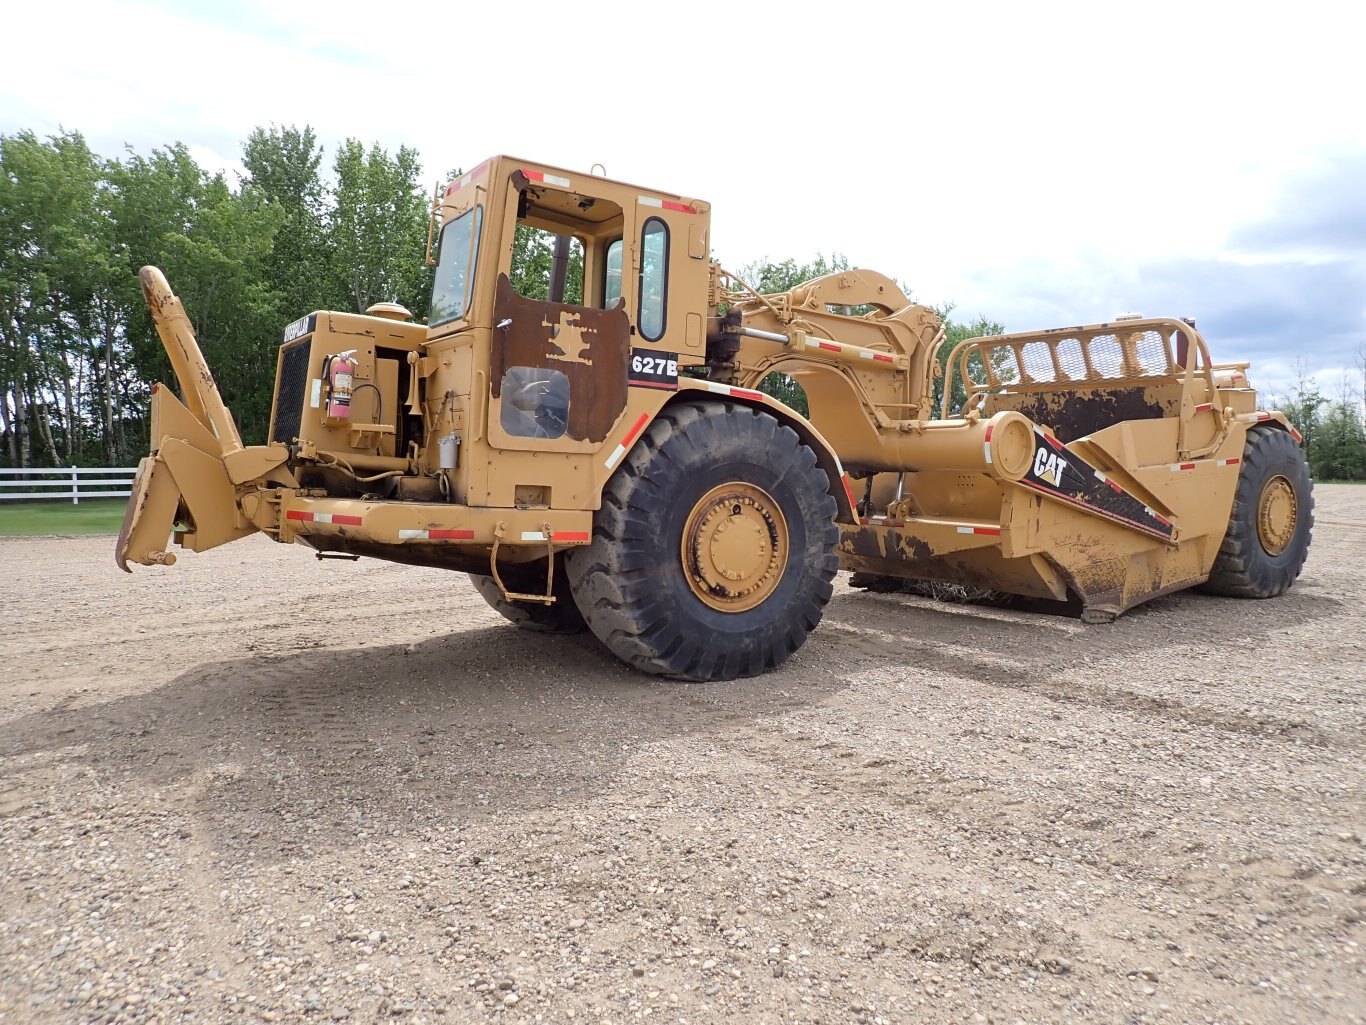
[1200,428,1313,599]
[568,400,839,681]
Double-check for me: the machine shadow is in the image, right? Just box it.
[0,622,850,860]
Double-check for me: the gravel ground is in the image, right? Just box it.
[1,484,1362,1025]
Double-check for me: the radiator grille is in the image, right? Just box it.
[273,340,313,443]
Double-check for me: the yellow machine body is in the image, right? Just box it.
[116,156,1312,677]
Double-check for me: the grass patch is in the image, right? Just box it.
[0,499,128,536]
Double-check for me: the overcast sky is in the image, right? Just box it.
[4,0,1362,398]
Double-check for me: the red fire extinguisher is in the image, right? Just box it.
[324,351,357,424]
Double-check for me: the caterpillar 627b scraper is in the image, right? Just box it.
[117,156,1314,680]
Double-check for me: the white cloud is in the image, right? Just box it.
[4,0,1362,397]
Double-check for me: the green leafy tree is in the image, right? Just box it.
[1310,400,1366,480]
[107,143,282,444]
[0,130,113,466]
[242,125,329,324]
[328,139,431,316]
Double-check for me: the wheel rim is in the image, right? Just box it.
[1256,475,1297,556]
[681,482,789,612]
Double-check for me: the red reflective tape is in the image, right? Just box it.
[1257,411,1272,421]
[817,341,841,352]
[286,510,313,522]
[731,387,766,401]
[332,514,363,526]
[521,168,545,182]
[661,199,693,214]
[843,478,858,511]
[884,519,905,527]
[429,529,474,540]
[621,412,650,448]
[984,424,994,442]
[1108,480,1123,493]
[151,383,159,394]
[1180,462,1196,471]
[859,517,870,525]
[552,531,590,542]
[1290,426,1304,443]
[1226,457,1241,465]
[975,527,1001,536]
[1044,432,1064,450]
[872,353,894,363]
[1194,403,1213,413]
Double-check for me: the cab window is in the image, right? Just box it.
[604,239,623,307]
[510,224,584,304]
[639,217,668,341]
[429,206,482,325]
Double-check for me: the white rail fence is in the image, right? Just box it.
[0,466,138,504]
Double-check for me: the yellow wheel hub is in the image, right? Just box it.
[1256,475,1297,556]
[681,482,789,612]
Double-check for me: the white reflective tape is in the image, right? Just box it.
[859,350,874,360]
[543,173,571,188]
[1094,470,1107,483]
[604,443,627,470]
[638,196,663,207]
[314,513,333,524]
[521,530,548,542]
[805,339,820,349]
[398,529,427,540]
[983,442,992,465]
[956,526,974,534]
[704,381,732,395]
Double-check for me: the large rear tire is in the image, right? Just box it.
[468,555,586,633]
[1201,427,1313,598]
[567,400,839,681]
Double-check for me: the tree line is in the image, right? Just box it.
[0,126,433,468]
[1273,359,1366,481]
[3,127,1362,481]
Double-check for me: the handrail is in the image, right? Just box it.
[939,318,1226,455]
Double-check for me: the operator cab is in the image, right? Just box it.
[426,158,710,454]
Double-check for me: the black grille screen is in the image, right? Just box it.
[273,340,313,443]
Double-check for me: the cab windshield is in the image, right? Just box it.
[429,206,482,326]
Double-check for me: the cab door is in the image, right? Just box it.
[487,170,631,453]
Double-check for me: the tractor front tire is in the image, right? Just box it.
[1201,427,1313,599]
[567,400,839,681]
[469,555,587,633]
